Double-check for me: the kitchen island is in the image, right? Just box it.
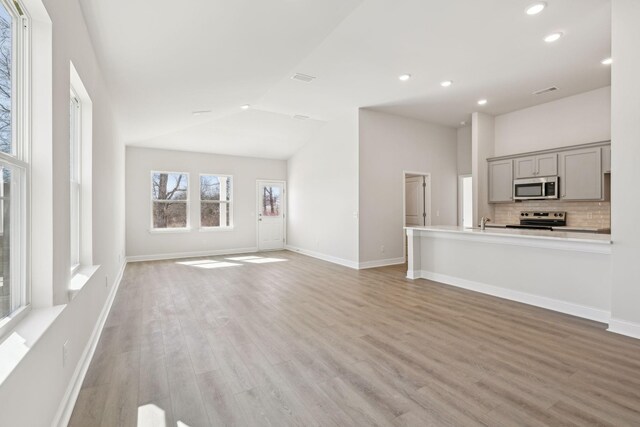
[406,226,612,322]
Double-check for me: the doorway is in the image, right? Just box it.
[403,172,431,259]
[458,175,473,228]
[257,180,286,250]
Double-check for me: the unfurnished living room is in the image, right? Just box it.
[1,0,640,426]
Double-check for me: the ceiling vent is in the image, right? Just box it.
[533,86,559,95]
[293,114,310,120]
[291,73,316,83]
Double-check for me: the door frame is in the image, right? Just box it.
[458,174,472,227]
[402,171,431,260]
[256,179,287,251]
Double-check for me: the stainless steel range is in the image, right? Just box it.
[505,211,566,231]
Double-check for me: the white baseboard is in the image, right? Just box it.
[608,318,640,339]
[127,247,258,263]
[418,270,611,324]
[53,260,127,427]
[359,257,405,269]
[285,245,358,269]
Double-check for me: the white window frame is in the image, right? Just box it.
[0,0,30,337]
[150,171,190,232]
[199,173,233,230]
[69,91,80,275]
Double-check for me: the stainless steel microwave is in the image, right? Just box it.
[513,176,559,200]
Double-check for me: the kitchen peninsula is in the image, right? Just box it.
[406,225,612,323]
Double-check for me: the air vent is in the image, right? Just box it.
[533,86,559,95]
[291,73,316,83]
[293,115,310,120]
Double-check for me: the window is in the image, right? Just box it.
[151,172,189,229]
[261,185,281,217]
[200,175,232,228]
[0,0,28,325]
[69,92,80,273]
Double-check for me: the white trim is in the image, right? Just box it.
[52,260,127,427]
[359,257,405,269]
[608,318,640,340]
[285,245,358,269]
[126,247,258,263]
[415,270,610,323]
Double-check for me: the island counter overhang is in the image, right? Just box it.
[405,226,612,324]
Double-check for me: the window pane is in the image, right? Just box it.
[201,202,230,227]
[200,175,230,201]
[262,186,281,217]
[153,201,187,228]
[0,167,11,318]
[0,4,13,155]
[152,173,188,201]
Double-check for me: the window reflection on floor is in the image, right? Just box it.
[176,255,288,269]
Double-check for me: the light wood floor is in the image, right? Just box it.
[69,251,640,426]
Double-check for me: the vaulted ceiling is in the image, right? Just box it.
[80,0,611,159]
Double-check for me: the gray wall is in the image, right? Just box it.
[126,146,287,259]
[359,109,458,265]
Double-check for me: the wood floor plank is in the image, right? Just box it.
[69,251,640,426]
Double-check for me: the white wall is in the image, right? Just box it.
[359,109,457,265]
[472,112,495,227]
[457,125,472,175]
[610,0,640,337]
[494,86,611,156]
[126,147,287,260]
[0,0,126,425]
[286,114,359,266]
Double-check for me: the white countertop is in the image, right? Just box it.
[405,225,612,245]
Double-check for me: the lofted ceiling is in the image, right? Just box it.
[79,0,611,159]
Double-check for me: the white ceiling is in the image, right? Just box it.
[80,0,611,159]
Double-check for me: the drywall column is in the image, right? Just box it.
[471,112,495,228]
[609,0,640,338]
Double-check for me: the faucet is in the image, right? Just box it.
[480,216,491,230]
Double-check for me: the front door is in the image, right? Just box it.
[257,181,285,250]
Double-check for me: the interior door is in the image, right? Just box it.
[405,176,427,226]
[257,181,285,250]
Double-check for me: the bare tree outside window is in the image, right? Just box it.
[200,175,231,227]
[152,172,188,228]
[0,8,12,154]
[262,186,281,216]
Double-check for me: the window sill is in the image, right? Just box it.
[199,226,235,232]
[68,265,100,301]
[148,227,192,234]
[0,304,65,386]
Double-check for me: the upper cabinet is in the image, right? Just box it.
[602,145,611,173]
[514,154,557,178]
[488,159,513,203]
[559,147,602,200]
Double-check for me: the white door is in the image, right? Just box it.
[257,181,285,250]
[405,176,429,226]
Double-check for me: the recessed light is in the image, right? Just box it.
[399,74,411,81]
[192,110,211,116]
[477,99,488,106]
[440,80,453,87]
[240,104,250,110]
[525,2,546,15]
[544,32,563,43]
[601,57,612,65]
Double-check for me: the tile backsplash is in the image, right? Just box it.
[493,200,611,229]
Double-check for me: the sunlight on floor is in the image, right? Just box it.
[176,255,288,268]
[137,404,193,427]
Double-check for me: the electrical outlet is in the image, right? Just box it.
[63,340,69,367]
[105,276,108,288]
[436,210,440,217]
[380,245,385,253]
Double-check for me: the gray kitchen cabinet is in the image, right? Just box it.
[514,153,557,178]
[602,145,611,173]
[488,159,513,203]
[559,147,602,200]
